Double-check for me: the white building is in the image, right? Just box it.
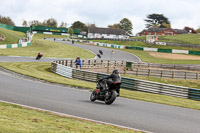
[88,27,129,39]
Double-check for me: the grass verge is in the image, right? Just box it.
[0,62,200,110]
[0,39,95,58]
[0,28,26,44]
[33,33,69,39]
[0,102,139,133]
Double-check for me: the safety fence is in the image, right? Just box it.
[0,42,32,49]
[132,62,200,71]
[127,68,200,80]
[53,59,200,80]
[51,60,200,101]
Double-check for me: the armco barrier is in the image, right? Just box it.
[51,61,200,101]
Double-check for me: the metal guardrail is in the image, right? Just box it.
[51,61,200,101]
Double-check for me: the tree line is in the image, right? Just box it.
[1,14,200,34]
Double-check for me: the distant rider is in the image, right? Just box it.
[36,52,43,60]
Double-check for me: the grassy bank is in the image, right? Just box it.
[0,28,26,44]
[158,34,200,45]
[0,102,139,133]
[33,33,69,39]
[0,39,95,58]
[133,34,200,45]
[0,62,200,110]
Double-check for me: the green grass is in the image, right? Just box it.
[33,33,69,40]
[0,39,95,58]
[0,28,26,44]
[0,62,200,110]
[133,34,200,45]
[158,34,200,45]
[0,102,139,133]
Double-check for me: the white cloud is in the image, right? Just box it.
[1,0,200,35]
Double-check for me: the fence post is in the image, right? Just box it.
[185,72,187,79]
[136,68,139,76]
[148,69,151,77]
[66,60,68,66]
[94,60,96,68]
[70,60,73,68]
[161,70,163,77]
[172,71,175,79]
[88,60,91,68]
[196,72,199,80]
[82,60,85,68]
[124,67,127,75]
[107,61,110,74]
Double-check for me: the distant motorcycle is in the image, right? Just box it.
[90,79,121,105]
[36,53,43,60]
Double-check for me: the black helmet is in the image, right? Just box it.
[112,69,119,74]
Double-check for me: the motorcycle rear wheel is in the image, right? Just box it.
[105,90,116,105]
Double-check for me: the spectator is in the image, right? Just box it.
[74,56,82,69]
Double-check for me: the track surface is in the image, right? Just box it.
[0,71,200,133]
[52,39,141,62]
[0,40,200,133]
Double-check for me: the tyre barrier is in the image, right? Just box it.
[0,42,32,49]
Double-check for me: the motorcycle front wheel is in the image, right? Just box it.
[105,90,116,105]
[90,90,97,102]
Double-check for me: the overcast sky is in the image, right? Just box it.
[1,0,200,35]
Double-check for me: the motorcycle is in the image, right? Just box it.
[36,53,43,60]
[90,79,121,105]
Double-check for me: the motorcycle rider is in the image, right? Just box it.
[100,69,121,96]
[36,52,43,60]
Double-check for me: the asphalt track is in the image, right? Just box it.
[51,38,141,62]
[0,40,200,133]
